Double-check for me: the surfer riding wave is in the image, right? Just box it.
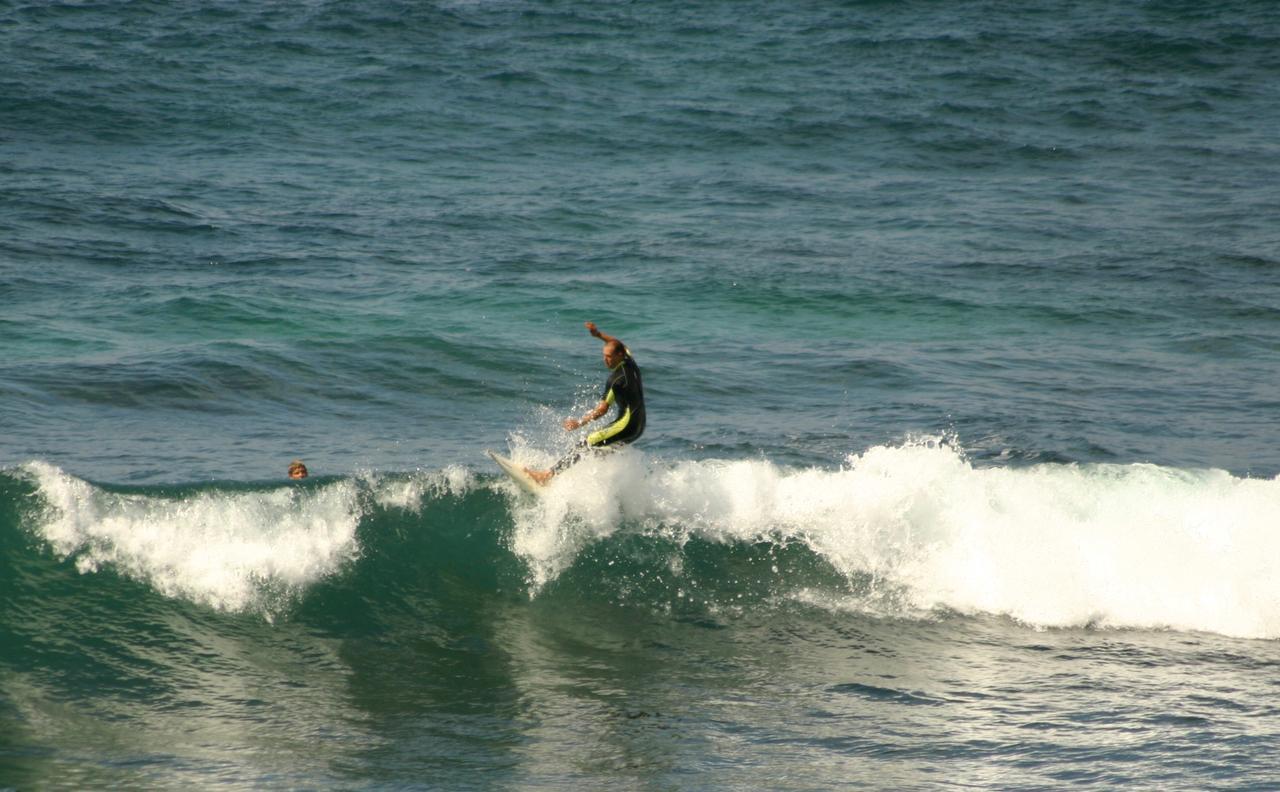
[527,322,645,485]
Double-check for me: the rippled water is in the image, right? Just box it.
[3,0,1279,788]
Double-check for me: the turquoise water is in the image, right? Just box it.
[4,0,1280,788]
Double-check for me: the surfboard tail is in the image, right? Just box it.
[487,450,544,495]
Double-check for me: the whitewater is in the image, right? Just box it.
[16,438,1280,640]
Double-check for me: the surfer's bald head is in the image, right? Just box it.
[603,339,627,367]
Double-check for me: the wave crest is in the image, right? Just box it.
[507,440,1280,638]
[16,462,373,615]
[9,442,1280,639]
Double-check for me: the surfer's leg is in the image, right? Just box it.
[550,442,588,474]
[525,442,587,484]
[531,429,639,484]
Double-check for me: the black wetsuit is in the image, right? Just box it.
[552,354,645,472]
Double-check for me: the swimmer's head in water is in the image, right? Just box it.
[288,460,308,479]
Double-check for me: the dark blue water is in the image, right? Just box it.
[3,0,1280,788]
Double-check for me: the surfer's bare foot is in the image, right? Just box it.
[526,468,553,486]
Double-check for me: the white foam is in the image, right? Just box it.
[506,440,1280,639]
[363,465,476,511]
[21,462,363,615]
[507,449,648,589]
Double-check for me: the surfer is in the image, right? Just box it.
[526,322,645,485]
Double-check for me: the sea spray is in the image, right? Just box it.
[889,457,1280,638]
[20,461,365,614]
[363,465,478,511]
[502,440,1280,638]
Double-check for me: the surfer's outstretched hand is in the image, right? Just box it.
[586,321,620,346]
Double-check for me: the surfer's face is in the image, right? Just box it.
[603,346,624,368]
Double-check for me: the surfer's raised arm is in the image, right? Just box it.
[585,321,624,347]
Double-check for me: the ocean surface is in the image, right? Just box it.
[3,0,1280,788]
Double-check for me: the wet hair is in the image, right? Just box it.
[288,460,308,478]
[603,340,627,359]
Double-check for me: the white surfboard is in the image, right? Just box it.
[486,450,544,495]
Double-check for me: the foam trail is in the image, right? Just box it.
[361,465,477,511]
[507,441,1280,639]
[21,462,364,614]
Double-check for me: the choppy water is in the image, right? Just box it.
[3,0,1280,788]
